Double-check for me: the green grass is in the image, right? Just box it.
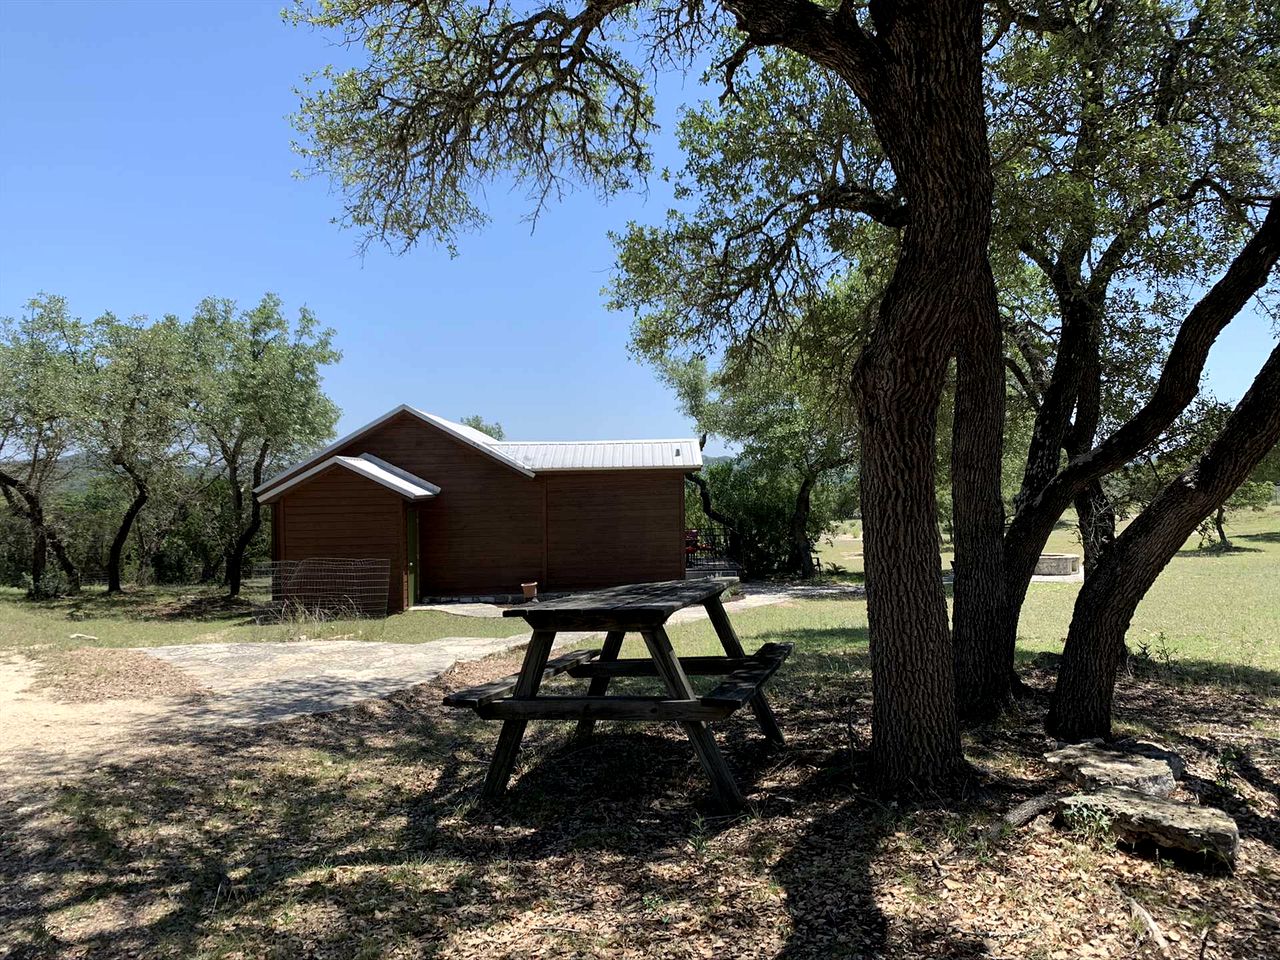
[667,506,1280,679]
[4,507,1278,678]
[0,585,526,653]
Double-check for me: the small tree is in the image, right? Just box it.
[0,295,88,595]
[189,294,340,596]
[652,342,857,578]
[80,313,194,593]
[459,414,505,440]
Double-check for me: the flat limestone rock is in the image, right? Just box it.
[1056,788,1238,867]
[1044,741,1179,797]
[1112,738,1187,780]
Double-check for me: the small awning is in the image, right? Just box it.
[257,453,439,503]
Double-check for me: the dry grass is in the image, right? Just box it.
[2,639,1276,960]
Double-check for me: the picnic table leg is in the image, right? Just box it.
[704,595,785,746]
[481,629,556,800]
[574,630,625,743]
[641,626,745,811]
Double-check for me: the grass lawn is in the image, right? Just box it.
[792,505,1280,679]
[0,586,527,654]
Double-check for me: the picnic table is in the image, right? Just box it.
[443,578,791,810]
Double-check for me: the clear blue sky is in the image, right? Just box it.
[1,0,1274,450]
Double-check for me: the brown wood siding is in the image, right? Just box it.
[277,465,407,612]
[269,411,688,601]
[544,471,686,588]
[333,411,544,596]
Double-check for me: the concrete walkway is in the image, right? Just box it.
[140,635,531,729]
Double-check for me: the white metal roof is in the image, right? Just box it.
[257,453,440,503]
[493,439,702,471]
[254,404,701,500]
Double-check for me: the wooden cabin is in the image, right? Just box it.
[254,406,699,612]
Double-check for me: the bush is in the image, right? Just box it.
[22,568,68,599]
[688,459,844,577]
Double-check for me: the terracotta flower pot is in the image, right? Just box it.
[521,581,538,601]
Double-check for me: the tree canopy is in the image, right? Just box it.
[0,294,341,597]
[288,0,1280,786]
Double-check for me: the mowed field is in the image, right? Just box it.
[652,506,1280,678]
[0,588,527,654]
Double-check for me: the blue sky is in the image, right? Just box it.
[1,0,1275,451]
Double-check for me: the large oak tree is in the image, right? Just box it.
[289,0,1279,779]
[609,2,1280,727]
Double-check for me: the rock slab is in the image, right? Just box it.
[1044,741,1179,797]
[1056,788,1238,868]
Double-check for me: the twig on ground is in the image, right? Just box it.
[1115,884,1170,956]
[984,791,1063,840]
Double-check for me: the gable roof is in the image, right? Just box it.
[254,404,700,501]
[257,453,440,503]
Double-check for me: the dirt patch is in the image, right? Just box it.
[32,648,209,703]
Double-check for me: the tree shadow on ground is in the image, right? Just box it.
[1174,544,1264,558]
[1238,530,1280,544]
[1122,657,1280,700]
[22,587,269,625]
[0,645,1002,959]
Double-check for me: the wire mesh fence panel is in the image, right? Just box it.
[262,558,391,618]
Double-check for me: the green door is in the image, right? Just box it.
[406,506,420,605]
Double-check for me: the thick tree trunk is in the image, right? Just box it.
[860,333,962,786]
[788,474,817,578]
[226,442,270,598]
[951,295,1009,720]
[107,478,148,595]
[30,525,48,594]
[1,468,80,595]
[729,1,999,784]
[1049,340,1280,739]
[849,2,994,787]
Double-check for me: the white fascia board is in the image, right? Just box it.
[255,455,439,503]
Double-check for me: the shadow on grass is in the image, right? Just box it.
[1174,544,1264,558]
[1127,657,1280,696]
[18,587,270,625]
[1019,648,1280,701]
[1239,530,1280,544]
[0,647,1002,959]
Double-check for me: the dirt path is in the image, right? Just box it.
[0,584,862,793]
[0,634,534,791]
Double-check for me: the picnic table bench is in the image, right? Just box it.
[443,578,791,810]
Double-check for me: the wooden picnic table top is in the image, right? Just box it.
[502,578,738,627]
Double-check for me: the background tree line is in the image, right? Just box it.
[0,293,339,597]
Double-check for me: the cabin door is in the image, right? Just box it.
[406,505,420,604]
